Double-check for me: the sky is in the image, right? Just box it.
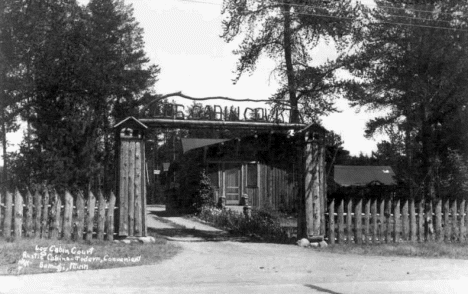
[5,0,384,156]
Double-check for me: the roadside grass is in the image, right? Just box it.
[0,232,180,275]
[319,242,468,259]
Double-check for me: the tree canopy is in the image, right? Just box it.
[1,0,159,191]
[221,0,360,123]
[343,0,468,199]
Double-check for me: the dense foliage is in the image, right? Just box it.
[1,0,159,191]
[198,205,290,243]
[343,0,468,200]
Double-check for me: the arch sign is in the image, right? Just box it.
[149,103,286,123]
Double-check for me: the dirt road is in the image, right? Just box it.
[1,208,468,293]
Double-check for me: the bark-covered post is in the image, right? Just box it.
[303,126,326,238]
[3,191,12,238]
[13,189,23,238]
[328,198,335,244]
[337,199,344,244]
[114,117,148,238]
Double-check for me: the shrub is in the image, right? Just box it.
[192,171,215,211]
[197,205,290,243]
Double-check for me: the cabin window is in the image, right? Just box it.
[246,162,258,187]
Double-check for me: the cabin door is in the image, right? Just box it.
[224,163,242,205]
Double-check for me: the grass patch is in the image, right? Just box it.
[320,242,468,259]
[0,232,180,275]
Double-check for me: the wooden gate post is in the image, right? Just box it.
[303,126,326,238]
[114,117,148,237]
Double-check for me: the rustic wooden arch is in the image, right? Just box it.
[114,96,327,239]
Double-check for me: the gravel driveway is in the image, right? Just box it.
[2,207,468,294]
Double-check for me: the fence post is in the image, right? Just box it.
[460,200,466,242]
[379,199,385,243]
[443,199,450,242]
[364,199,370,244]
[41,188,49,238]
[337,199,344,244]
[25,189,33,238]
[107,192,116,241]
[97,191,106,241]
[50,190,60,239]
[0,189,2,234]
[3,191,12,238]
[418,199,425,242]
[14,189,23,238]
[452,200,458,242]
[393,199,400,243]
[86,191,96,241]
[371,199,377,243]
[355,198,362,244]
[409,198,416,242]
[346,199,353,243]
[75,191,85,241]
[63,191,73,240]
[328,198,335,245]
[34,190,42,238]
[435,199,442,242]
[386,198,392,243]
[402,199,408,241]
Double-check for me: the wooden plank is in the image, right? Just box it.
[435,199,442,242]
[444,199,450,242]
[393,199,400,243]
[328,198,335,245]
[107,192,116,241]
[427,200,435,242]
[465,200,468,242]
[337,199,344,244]
[364,199,370,244]
[41,189,49,238]
[460,200,466,242]
[86,191,96,241]
[50,191,60,239]
[62,191,73,240]
[3,191,12,238]
[34,190,42,238]
[385,199,392,243]
[452,200,458,242]
[346,199,353,243]
[134,141,142,236]
[371,199,377,243]
[14,189,24,238]
[75,191,85,241]
[401,199,408,241]
[25,190,33,238]
[128,141,135,236]
[141,141,147,237]
[0,190,2,234]
[97,191,106,241]
[379,199,385,243]
[409,198,416,242]
[418,199,425,242]
[119,140,129,236]
[355,198,362,244]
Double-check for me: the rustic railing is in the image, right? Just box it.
[0,189,116,241]
[327,197,468,244]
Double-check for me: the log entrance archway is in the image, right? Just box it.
[114,96,327,239]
